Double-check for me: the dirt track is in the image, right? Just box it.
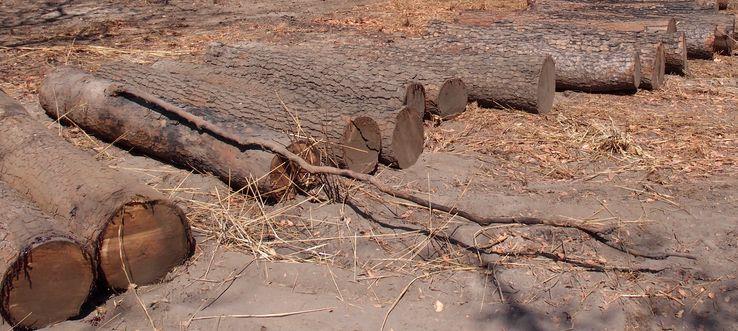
[1,0,737,330]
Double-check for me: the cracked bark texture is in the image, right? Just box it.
[3,88,194,291]
[428,21,643,92]
[204,43,426,168]
[0,181,93,330]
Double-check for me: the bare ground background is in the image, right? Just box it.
[1,0,737,330]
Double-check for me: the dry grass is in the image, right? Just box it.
[426,72,737,182]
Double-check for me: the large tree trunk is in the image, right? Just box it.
[1,90,194,292]
[151,60,384,172]
[201,46,467,118]
[93,61,395,172]
[0,182,94,330]
[307,40,555,114]
[428,22,643,92]
[38,67,322,200]
[147,60,381,173]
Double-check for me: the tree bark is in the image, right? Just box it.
[1,89,194,292]
[0,182,94,330]
[428,21,643,92]
[201,44,427,168]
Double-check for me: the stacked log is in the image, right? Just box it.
[427,22,644,92]
[91,62,404,172]
[0,181,94,330]
[0,90,194,291]
[535,0,736,56]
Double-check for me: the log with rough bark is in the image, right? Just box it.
[0,182,94,330]
[313,40,554,114]
[535,0,735,56]
[103,60,420,170]
[39,67,323,200]
[428,22,643,92]
[154,59,467,120]
[207,42,554,114]
[147,60,381,174]
[0,90,194,291]
[204,42,427,119]
[151,51,426,173]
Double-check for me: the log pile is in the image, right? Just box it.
[0,91,194,292]
[2,0,737,326]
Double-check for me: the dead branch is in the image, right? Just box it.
[106,84,696,262]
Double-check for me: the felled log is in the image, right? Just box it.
[94,61,390,172]
[203,44,427,168]
[310,40,554,114]
[535,0,735,56]
[38,67,323,201]
[149,60,377,174]
[0,181,94,330]
[157,59,467,120]
[1,90,194,291]
[428,22,643,92]
[205,42,428,118]
[203,44,468,118]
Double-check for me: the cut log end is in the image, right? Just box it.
[633,52,643,90]
[99,200,192,290]
[404,83,427,119]
[714,29,735,55]
[341,117,381,174]
[432,78,468,119]
[269,140,323,200]
[391,106,425,169]
[537,55,556,114]
[642,44,666,90]
[1,240,93,329]
[671,32,689,75]
[666,18,677,33]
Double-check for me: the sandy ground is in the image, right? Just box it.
[1,0,737,330]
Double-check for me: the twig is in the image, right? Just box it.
[192,307,334,321]
[381,274,430,331]
[118,222,157,331]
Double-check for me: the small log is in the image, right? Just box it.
[429,21,642,92]
[1,89,194,291]
[0,181,94,330]
[97,61,391,172]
